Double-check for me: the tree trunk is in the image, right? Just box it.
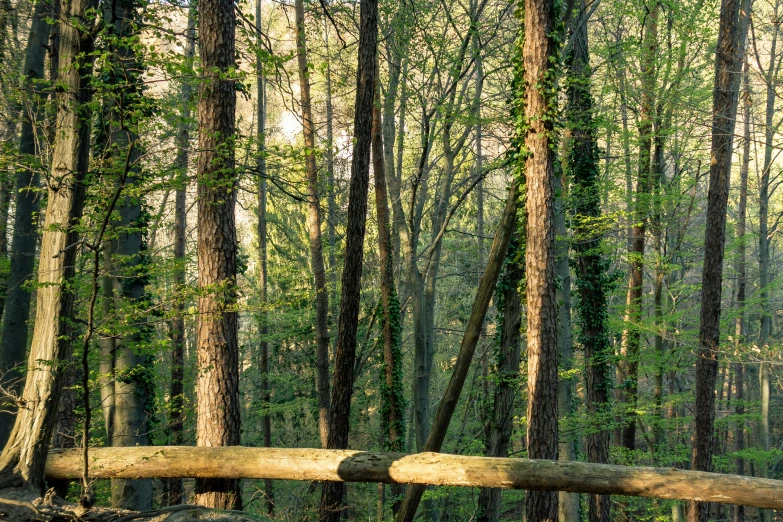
[324,17,338,320]
[755,9,778,522]
[164,3,195,507]
[0,0,50,447]
[476,244,523,522]
[568,3,611,520]
[524,0,559,517]
[689,0,750,518]
[0,0,96,490]
[733,57,750,522]
[319,0,377,518]
[194,0,241,508]
[618,0,658,452]
[102,0,153,509]
[256,0,273,514]
[295,0,331,449]
[394,180,519,522]
[373,77,406,517]
[44,447,783,511]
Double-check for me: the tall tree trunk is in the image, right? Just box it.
[756,8,778,522]
[0,0,50,447]
[256,0,273,513]
[102,0,153,509]
[555,165,579,522]
[372,77,405,517]
[295,0,331,448]
[619,0,658,452]
[567,4,611,521]
[165,2,196,507]
[0,0,96,489]
[733,57,750,522]
[523,0,559,518]
[319,0,377,518]
[689,0,750,518]
[324,17,337,319]
[476,242,523,522]
[194,0,241,508]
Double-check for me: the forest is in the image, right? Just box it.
[0,0,778,519]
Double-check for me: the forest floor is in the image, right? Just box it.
[0,487,269,522]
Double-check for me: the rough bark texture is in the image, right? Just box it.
[523,0,559,517]
[0,0,49,447]
[568,3,611,520]
[395,182,519,522]
[294,0,332,449]
[319,0,378,519]
[618,0,657,452]
[476,250,523,522]
[194,0,241,509]
[42,447,783,511]
[0,0,96,490]
[689,0,750,519]
[165,3,196,507]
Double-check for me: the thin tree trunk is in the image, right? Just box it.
[395,180,519,522]
[294,0,331,449]
[0,0,96,489]
[689,0,750,518]
[324,17,337,319]
[164,2,195,507]
[755,9,778,522]
[733,56,750,522]
[0,0,50,446]
[194,0,241,508]
[319,0,378,518]
[619,0,658,452]
[556,165,579,522]
[256,0,273,514]
[373,76,406,517]
[476,245,523,522]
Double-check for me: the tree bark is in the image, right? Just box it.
[523,0,559,517]
[42,447,783,511]
[319,0,378,518]
[294,0,331,449]
[689,0,750,519]
[0,0,96,490]
[0,0,50,447]
[194,0,241,509]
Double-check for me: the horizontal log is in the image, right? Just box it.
[45,447,783,509]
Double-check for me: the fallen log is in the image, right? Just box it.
[45,447,783,510]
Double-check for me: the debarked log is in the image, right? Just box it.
[44,447,783,509]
